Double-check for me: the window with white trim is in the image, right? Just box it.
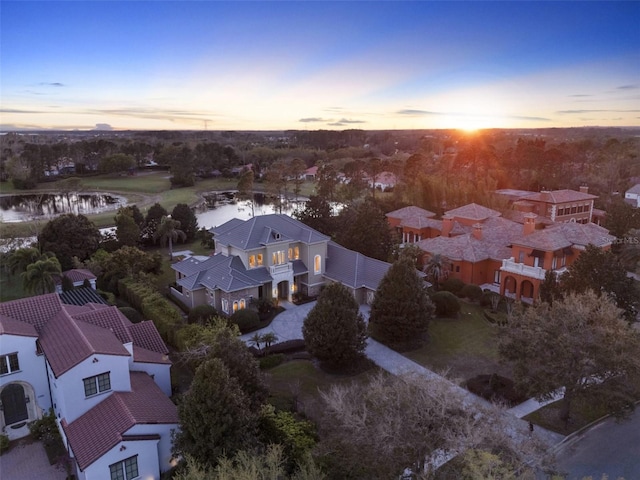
[109,455,139,480]
[239,298,246,309]
[221,298,229,314]
[314,255,321,274]
[83,372,111,397]
[272,250,286,265]
[233,301,239,312]
[288,246,300,260]
[0,353,20,375]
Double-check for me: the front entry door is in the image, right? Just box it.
[1,384,28,426]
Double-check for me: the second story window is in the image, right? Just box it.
[288,246,300,260]
[83,372,111,397]
[272,251,285,265]
[0,353,20,375]
[314,255,321,274]
[248,254,264,268]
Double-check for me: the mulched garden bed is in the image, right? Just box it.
[466,373,528,407]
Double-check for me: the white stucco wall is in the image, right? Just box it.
[80,437,161,480]
[128,423,178,473]
[51,354,132,423]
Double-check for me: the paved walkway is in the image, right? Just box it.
[242,301,565,452]
[0,439,67,480]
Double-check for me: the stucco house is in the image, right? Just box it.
[406,200,615,303]
[170,214,392,313]
[625,184,640,208]
[0,294,177,480]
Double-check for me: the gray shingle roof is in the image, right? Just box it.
[211,214,330,250]
[626,184,640,195]
[325,242,391,290]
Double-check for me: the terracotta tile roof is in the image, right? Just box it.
[128,321,169,355]
[72,306,133,345]
[503,210,554,226]
[54,269,96,286]
[39,311,129,377]
[0,313,38,337]
[417,216,523,262]
[132,345,170,364]
[0,294,62,334]
[520,189,597,203]
[386,206,436,220]
[63,372,178,470]
[512,222,614,250]
[445,203,501,222]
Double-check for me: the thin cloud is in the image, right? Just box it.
[39,82,65,87]
[568,94,592,97]
[557,109,640,114]
[336,118,365,124]
[299,117,327,123]
[616,84,639,90]
[397,109,549,122]
[397,109,441,116]
[0,108,48,114]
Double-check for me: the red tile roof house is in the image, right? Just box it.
[0,294,178,480]
[53,268,97,294]
[403,201,615,303]
[170,214,394,312]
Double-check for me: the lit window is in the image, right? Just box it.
[288,246,300,261]
[272,251,285,265]
[239,299,246,309]
[83,372,111,397]
[314,255,321,274]
[109,455,138,480]
[233,301,239,312]
[256,254,263,266]
[0,353,19,375]
[249,255,256,268]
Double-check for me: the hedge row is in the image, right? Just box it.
[118,278,184,346]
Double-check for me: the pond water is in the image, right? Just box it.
[0,193,126,223]
[195,192,306,229]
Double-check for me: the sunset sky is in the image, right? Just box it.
[1,1,639,131]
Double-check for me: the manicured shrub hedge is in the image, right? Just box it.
[119,306,143,324]
[466,374,528,406]
[230,308,261,333]
[440,278,465,296]
[431,291,461,317]
[259,354,285,370]
[459,284,483,302]
[118,278,184,346]
[187,304,218,324]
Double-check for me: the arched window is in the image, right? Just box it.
[314,255,321,274]
[239,298,246,310]
[233,301,239,312]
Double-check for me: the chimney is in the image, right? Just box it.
[441,215,453,237]
[579,185,589,194]
[540,190,551,202]
[472,223,483,240]
[523,212,537,236]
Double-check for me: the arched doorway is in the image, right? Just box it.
[520,280,535,302]
[1,383,28,426]
[503,276,517,298]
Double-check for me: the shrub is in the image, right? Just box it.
[460,284,483,302]
[259,354,285,370]
[0,434,9,455]
[188,304,219,325]
[466,374,528,406]
[440,277,465,295]
[119,306,143,323]
[61,275,75,292]
[431,291,461,317]
[230,308,261,333]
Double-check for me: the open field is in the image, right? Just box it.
[402,302,511,383]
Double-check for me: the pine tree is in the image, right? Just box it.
[369,258,434,344]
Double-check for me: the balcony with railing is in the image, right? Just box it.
[269,262,293,276]
[500,258,546,280]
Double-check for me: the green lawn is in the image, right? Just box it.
[265,359,379,419]
[403,302,510,383]
[523,397,611,435]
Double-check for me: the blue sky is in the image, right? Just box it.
[1,1,639,131]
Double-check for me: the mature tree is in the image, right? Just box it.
[172,204,199,242]
[114,207,140,247]
[540,268,563,306]
[174,357,261,466]
[8,247,43,276]
[365,157,383,199]
[369,257,434,344]
[153,215,186,259]
[315,162,338,202]
[98,246,163,290]
[499,291,640,423]
[561,244,638,321]
[618,228,640,273]
[423,253,446,290]
[236,169,255,215]
[21,255,62,295]
[120,204,145,227]
[142,202,168,242]
[98,153,135,175]
[604,199,640,240]
[302,282,367,369]
[294,195,335,237]
[38,214,101,270]
[316,372,539,480]
[334,199,393,261]
[290,158,307,199]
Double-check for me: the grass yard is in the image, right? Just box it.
[0,273,26,302]
[523,397,611,435]
[403,302,511,383]
[265,359,379,420]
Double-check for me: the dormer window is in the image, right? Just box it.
[273,231,281,240]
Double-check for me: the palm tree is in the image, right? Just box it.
[21,256,62,295]
[423,253,446,290]
[8,247,42,276]
[153,215,186,259]
[261,332,278,350]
